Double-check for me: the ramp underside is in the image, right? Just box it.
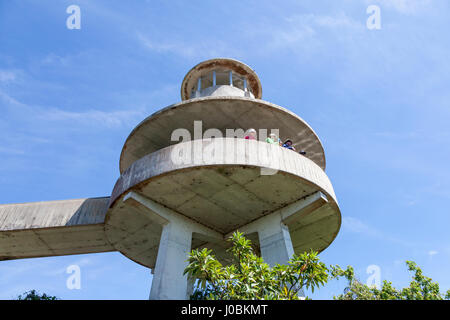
[0,197,114,261]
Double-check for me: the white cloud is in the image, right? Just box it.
[310,14,361,28]
[0,70,17,83]
[0,89,146,129]
[343,216,413,247]
[0,147,25,155]
[44,257,93,277]
[249,12,364,55]
[365,0,432,15]
[136,32,182,54]
[40,107,146,128]
[428,250,438,256]
[40,53,70,67]
[0,259,59,283]
[136,32,240,59]
[0,90,23,106]
[343,216,381,237]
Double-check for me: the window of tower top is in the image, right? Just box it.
[180,58,263,101]
[189,69,253,99]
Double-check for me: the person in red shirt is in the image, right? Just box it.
[244,128,257,140]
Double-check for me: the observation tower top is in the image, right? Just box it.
[180,58,262,101]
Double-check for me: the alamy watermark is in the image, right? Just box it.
[66,5,81,30]
[66,264,81,290]
[367,5,381,30]
[169,121,289,175]
[366,264,381,289]
[64,5,381,31]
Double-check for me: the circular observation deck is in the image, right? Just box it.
[181,58,262,100]
[106,138,341,269]
[119,96,327,174]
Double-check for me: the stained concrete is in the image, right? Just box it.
[119,97,326,174]
[0,58,342,301]
[0,197,114,260]
[181,58,262,100]
[106,138,340,269]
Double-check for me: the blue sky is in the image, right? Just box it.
[1,0,449,299]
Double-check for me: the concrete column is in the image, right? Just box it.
[257,214,305,297]
[122,192,223,300]
[223,192,327,298]
[257,214,294,267]
[149,220,192,300]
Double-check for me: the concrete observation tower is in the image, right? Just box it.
[0,58,341,299]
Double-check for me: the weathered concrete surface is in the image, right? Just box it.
[106,192,223,299]
[114,138,336,207]
[0,58,341,301]
[181,58,262,100]
[119,96,326,173]
[0,197,114,260]
[224,191,328,265]
[259,217,295,267]
[197,85,255,99]
[107,138,340,268]
[149,219,192,300]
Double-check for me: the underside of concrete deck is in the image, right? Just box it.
[0,197,114,260]
[108,138,340,268]
[119,96,326,174]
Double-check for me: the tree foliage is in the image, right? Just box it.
[16,290,59,300]
[331,262,450,300]
[185,232,450,300]
[184,231,328,300]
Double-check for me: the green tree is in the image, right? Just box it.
[185,232,450,300]
[331,262,450,300]
[184,231,329,300]
[16,290,59,300]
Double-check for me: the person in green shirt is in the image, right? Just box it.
[266,133,280,145]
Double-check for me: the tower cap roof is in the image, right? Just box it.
[181,58,262,100]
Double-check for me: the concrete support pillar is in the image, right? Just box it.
[149,220,192,300]
[227,192,328,266]
[257,215,294,267]
[122,192,223,300]
[257,216,305,297]
[225,192,328,298]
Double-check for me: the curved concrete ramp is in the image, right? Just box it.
[0,197,114,260]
